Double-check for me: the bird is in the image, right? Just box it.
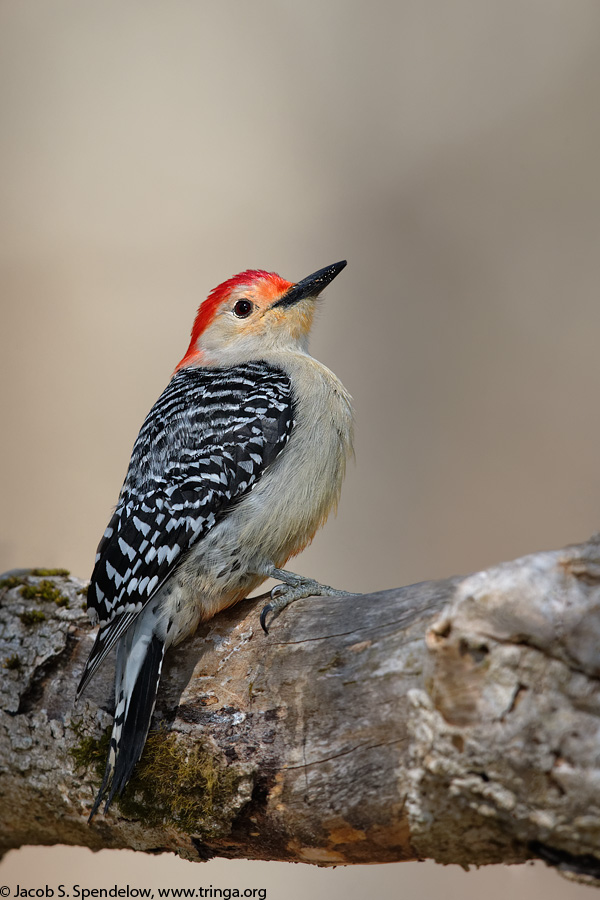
[77,260,354,819]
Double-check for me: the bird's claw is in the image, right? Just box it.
[260,602,274,634]
[260,582,289,633]
[260,578,354,635]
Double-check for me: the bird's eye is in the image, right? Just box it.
[233,299,253,318]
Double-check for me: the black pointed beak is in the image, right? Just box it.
[272,260,347,309]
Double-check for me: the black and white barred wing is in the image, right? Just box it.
[77,362,293,696]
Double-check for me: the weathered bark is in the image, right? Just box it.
[1,539,600,882]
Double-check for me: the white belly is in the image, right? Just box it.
[161,350,354,641]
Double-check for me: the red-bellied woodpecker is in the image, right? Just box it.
[77,260,354,819]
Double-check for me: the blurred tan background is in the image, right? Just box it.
[2,0,600,896]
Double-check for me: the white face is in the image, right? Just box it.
[176,262,346,371]
[195,285,317,365]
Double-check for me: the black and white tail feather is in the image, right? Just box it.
[77,362,293,819]
[87,615,166,820]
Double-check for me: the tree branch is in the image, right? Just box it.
[2,540,600,883]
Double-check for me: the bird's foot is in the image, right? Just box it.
[259,571,350,634]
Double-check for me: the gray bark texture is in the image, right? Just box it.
[2,539,600,884]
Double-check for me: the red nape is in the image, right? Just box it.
[175,269,292,370]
